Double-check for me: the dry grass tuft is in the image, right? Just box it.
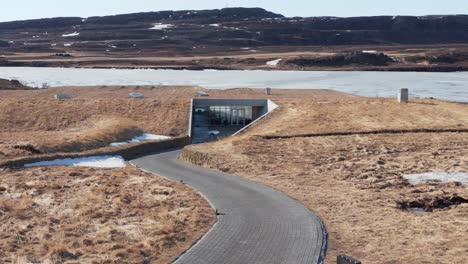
[0,197,34,219]
[44,244,78,262]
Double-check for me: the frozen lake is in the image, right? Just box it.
[1,67,468,102]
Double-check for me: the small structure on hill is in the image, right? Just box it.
[128,93,145,99]
[266,87,272,95]
[398,88,409,103]
[53,93,71,100]
[197,91,209,97]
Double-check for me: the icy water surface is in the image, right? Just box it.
[1,67,468,102]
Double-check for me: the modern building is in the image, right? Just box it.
[190,98,278,143]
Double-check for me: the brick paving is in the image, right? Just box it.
[132,150,327,264]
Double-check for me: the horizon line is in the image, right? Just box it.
[0,7,467,23]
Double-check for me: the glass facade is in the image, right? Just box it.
[208,106,253,126]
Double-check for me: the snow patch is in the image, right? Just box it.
[266,59,282,66]
[24,156,126,168]
[63,43,73,47]
[150,23,175,30]
[110,133,171,147]
[362,50,378,54]
[209,24,220,27]
[62,32,80,37]
[403,172,468,185]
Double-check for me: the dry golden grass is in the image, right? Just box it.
[183,93,468,264]
[0,85,198,134]
[34,117,144,153]
[0,166,215,264]
[250,98,468,137]
[0,85,202,160]
[0,196,34,220]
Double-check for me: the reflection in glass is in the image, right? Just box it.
[206,106,253,126]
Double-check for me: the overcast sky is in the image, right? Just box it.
[1,0,468,22]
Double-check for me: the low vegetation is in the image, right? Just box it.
[286,52,395,67]
[0,166,215,263]
[27,117,143,154]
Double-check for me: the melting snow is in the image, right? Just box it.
[362,50,378,54]
[266,59,282,66]
[150,23,175,30]
[110,133,171,147]
[63,43,73,47]
[24,156,126,168]
[209,24,220,27]
[403,172,468,185]
[62,32,80,37]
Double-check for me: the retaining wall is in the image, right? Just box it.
[0,136,190,168]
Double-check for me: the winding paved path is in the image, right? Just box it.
[132,150,327,264]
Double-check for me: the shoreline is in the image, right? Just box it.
[1,63,467,72]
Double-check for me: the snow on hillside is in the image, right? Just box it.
[24,156,126,168]
[149,23,175,30]
[62,32,80,37]
[266,59,282,66]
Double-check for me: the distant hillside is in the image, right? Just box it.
[0,7,467,50]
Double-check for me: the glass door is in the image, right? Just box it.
[231,109,238,125]
[238,109,246,126]
[231,108,246,125]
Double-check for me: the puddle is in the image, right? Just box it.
[405,207,429,215]
[397,195,468,213]
[403,172,468,185]
[24,156,126,168]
